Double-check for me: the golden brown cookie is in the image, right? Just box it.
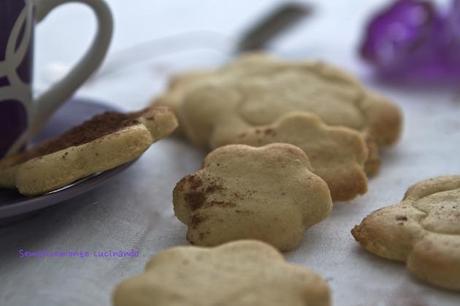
[352,176,460,291]
[113,240,331,306]
[0,106,178,196]
[232,112,368,201]
[173,143,332,251]
[155,53,402,149]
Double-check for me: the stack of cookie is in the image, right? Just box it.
[112,55,401,306]
[151,54,403,251]
[156,53,403,201]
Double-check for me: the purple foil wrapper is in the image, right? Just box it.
[360,0,460,82]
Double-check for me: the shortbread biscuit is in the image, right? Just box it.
[233,112,368,201]
[173,143,332,251]
[113,240,331,306]
[0,106,178,196]
[156,53,402,148]
[156,53,402,190]
[352,176,460,291]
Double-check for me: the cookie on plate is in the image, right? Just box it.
[352,176,460,291]
[0,106,178,196]
[173,143,332,251]
[113,240,331,306]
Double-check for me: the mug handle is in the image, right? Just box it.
[30,0,113,140]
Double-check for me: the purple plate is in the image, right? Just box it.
[0,98,134,224]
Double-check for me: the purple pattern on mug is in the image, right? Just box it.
[0,100,27,155]
[0,0,33,157]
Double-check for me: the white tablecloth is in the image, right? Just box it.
[1,1,459,305]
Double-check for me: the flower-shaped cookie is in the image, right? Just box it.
[155,53,402,173]
[352,176,460,291]
[113,240,331,306]
[173,143,332,251]
[0,106,177,196]
[233,112,368,201]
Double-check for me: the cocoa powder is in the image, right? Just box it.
[13,109,146,164]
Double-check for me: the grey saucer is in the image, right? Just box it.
[0,98,133,224]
